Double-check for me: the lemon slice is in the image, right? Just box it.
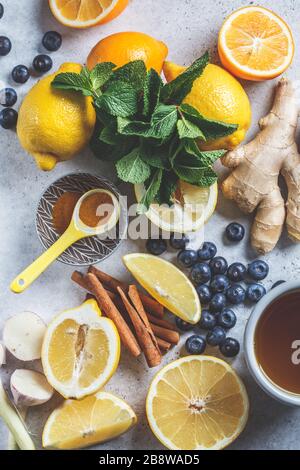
[42,299,120,399]
[146,356,249,450]
[123,254,201,324]
[134,181,218,233]
[49,0,128,29]
[42,391,137,449]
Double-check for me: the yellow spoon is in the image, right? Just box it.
[11,189,120,294]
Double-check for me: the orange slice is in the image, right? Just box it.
[218,6,294,81]
[49,0,128,29]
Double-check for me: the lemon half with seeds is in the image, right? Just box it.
[123,254,201,324]
[42,299,120,399]
[146,356,249,450]
[43,391,137,449]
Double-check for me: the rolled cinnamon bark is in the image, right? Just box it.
[87,273,141,358]
[156,337,172,352]
[150,323,180,345]
[118,286,162,368]
[88,266,164,318]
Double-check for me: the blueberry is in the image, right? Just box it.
[42,31,62,52]
[226,284,246,305]
[191,263,211,284]
[33,54,53,74]
[246,283,266,303]
[220,337,240,358]
[0,3,3,19]
[248,260,269,281]
[0,36,11,56]
[227,262,246,282]
[185,335,206,355]
[12,65,30,84]
[210,293,227,313]
[210,274,230,293]
[209,256,228,275]
[217,309,237,330]
[271,280,286,290]
[146,238,167,256]
[0,108,18,129]
[170,233,189,250]
[225,222,245,242]
[196,284,212,304]
[176,317,193,332]
[206,326,226,347]
[197,242,217,261]
[177,249,198,268]
[199,310,217,330]
[0,88,17,108]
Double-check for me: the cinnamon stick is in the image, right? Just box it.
[156,337,172,352]
[150,323,180,345]
[86,273,141,358]
[118,286,162,368]
[146,313,178,332]
[88,266,164,318]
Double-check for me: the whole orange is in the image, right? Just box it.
[87,32,168,73]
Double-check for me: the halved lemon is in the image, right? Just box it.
[43,391,137,449]
[218,6,294,81]
[134,181,218,233]
[146,356,249,450]
[123,254,201,324]
[42,299,120,399]
[49,0,128,29]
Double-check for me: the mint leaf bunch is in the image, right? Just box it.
[52,54,237,211]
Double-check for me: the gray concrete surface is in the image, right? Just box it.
[0,0,300,450]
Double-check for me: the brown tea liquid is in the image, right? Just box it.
[255,290,300,395]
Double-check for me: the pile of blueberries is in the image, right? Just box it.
[0,3,62,129]
[146,222,272,359]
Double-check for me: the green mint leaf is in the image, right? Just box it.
[52,72,93,96]
[107,60,147,92]
[140,141,170,169]
[161,52,209,105]
[116,148,151,184]
[99,126,124,145]
[90,62,116,94]
[184,139,226,165]
[138,169,163,213]
[96,81,139,117]
[148,103,178,140]
[143,69,163,117]
[180,103,238,140]
[155,171,178,205]
[118,119,151,137]
[177,118,205,140]
[90,122,137,161]
[174,164,218,186]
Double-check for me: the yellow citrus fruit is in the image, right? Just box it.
[87,32,168,73]
[146,356,249,450]
[134,181,218,233]
[163,62,251,150]
[17,63,96,171]
[218,6,294,81]
[123,254,201,324]
[42,391,137,449]
[49,0,128,29]
[41,299,120,399]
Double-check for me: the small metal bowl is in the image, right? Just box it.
[36,173,128,266]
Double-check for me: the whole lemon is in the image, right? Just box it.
[163,62,251,150]
[87,32,168,73]
[17,63,96,171]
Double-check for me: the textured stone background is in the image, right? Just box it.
[0,0,300,450]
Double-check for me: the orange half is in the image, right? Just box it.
[49,0,128,29]
[218,6,294,81]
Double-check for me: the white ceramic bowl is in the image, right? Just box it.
[244,280,300,406]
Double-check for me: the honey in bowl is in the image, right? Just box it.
[255,290,300,395]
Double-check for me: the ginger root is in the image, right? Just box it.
[221,78,300,254]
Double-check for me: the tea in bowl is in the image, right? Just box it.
[244,281,300,406]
